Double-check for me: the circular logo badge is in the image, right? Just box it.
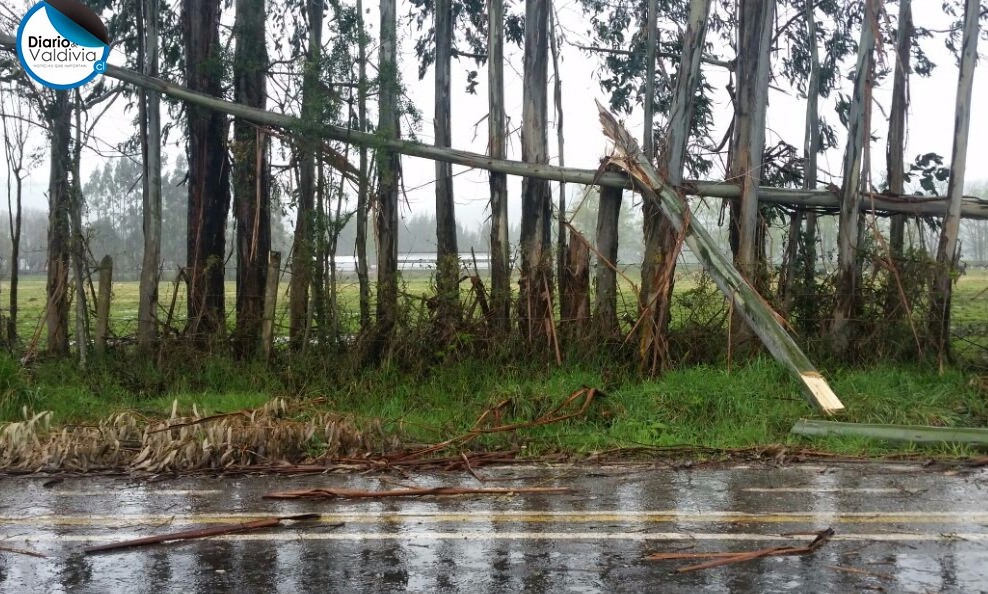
[16,0,110,90]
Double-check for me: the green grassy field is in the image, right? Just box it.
[1,270,987,463]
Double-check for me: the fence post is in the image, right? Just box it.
[95,255,112,356]
[261,251,281,359]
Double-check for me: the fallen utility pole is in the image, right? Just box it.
[597,103,844,415]
[792,419,988,444]
[1,32,984,219]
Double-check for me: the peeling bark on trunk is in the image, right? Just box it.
[728,0,773,284]
[782,0,821,321]
[69,98,88,368]
[642,0,656,161]
[885,0,912,320]
[887,0,912,258]
[594,183,622,336]
[487,0,510,331]
[137,0,162,349]
[355,0,371,331]
[375,0,401,336]
[434,0,459,329]
[562,239,590,340]
[46,91,71,356]
[183,0,230,339]
[640,0,710,372]
[931,0,980,363]
[289,0,322,347]
[518,0,553,343]
[831,0,877,353]
[232,0,270,358]
[549,4,567,314]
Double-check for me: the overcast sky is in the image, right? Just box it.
[1,1,985,233]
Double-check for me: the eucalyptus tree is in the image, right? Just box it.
[288,0,323,347]
[488,0,510,330]
[376,0,401,335]
[931,0,981,361]
[136,0,162,349]
[45,90,72,355]
[886,0,913,259]
[831,0,878,353]
[232,0,271,358]
[409,0,490,329]
[0,82,37,345]
[518,0,553,342]
[182,0,231,339]
[639,0,709,371]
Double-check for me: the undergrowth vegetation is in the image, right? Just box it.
[2,341,987,471]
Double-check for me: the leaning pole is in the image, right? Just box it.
[596,103,844,415]
[1,33,983,221]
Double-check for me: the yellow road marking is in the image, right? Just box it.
[4,531,988,543]
[2,510,987,527]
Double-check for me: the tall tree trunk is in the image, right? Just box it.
[884,0,911,318]
[488,0,510,331]
[728,0,773,283]
[831,0,877,352]
[434,0,459,329]
[375,0,401,336]
[642,0,657,161]
[728,0,774,354]
[69,97,88,367]
[518,0,552,343]
[798,0,821,331]
[183,0,231,339]
[46,90,71,356]
[594,183,622,336]
[888,0,912,258]
[138,0,162,349]
[931,0,980,362]
[1,87,26,346]
[781,0,821,321]
[355,0,371,331]
[232,0,270,358]
[639,0,710,372]
[549,4,567,320]
[289,0,323,347]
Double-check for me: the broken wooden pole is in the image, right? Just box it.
[95,255,112,356]
[792,419,988,445]
[597,103,844,415]
[0,33,981,220]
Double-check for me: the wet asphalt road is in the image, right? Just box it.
[1,463,987,593]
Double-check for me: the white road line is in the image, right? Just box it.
[4,531,988,543]
[48,490,222,496]
[741,488,906,494]
[1,510,987,526]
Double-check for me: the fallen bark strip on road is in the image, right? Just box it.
[646,527,834,572]
[0,544,46,558]
[263,486,573,500]
[84,513,322,554]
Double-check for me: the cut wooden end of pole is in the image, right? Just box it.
[799,372,845,416]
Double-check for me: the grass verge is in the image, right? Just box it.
[2,351,986,472]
